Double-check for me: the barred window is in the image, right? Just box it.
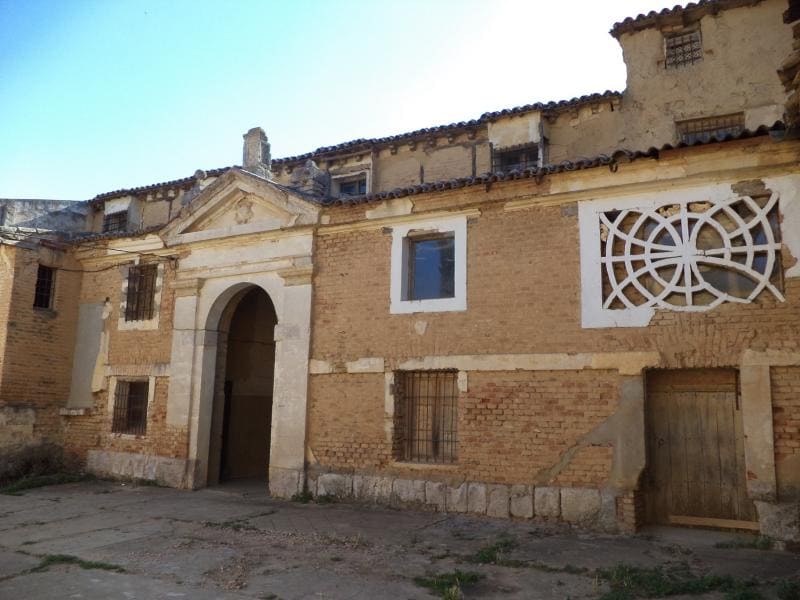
[395,370,458,464]
[103,211,128,233]
[665,29,702,69]
[676,114,745,144]
[492,143,539,173]
[125,264,158,321]
[111,380,148,435]
[33,265,55,309]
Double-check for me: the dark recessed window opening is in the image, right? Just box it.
[665,29,702,69]
[676,113,745,144]
[112,380,148,435]
[492,144,539,173]
[338,177,367,197]
[395,370,458,464]
[125,264,158,321]
[103,211,128,233]
[33,265,55,309]
[406,233,455,301]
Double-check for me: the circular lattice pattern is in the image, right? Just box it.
[600,194,783,311]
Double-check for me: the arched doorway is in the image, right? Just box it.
[207,286,277,485]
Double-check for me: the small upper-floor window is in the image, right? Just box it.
[33,265,55,309]
[112,380,148,435]
[125,264,158,322]
[406,233,455,301]
[103,211,128,233]
[665,28,702,69]
[676,113,745,144]
[492,143,539,173]
[336,176,367,197]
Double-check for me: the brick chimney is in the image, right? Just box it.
[242,127,271,177]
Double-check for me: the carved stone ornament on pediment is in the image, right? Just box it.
[234,197,255,225]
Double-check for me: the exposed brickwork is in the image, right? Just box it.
[64,378,187,460]
[307,373,390,471]
[313,199,800,368]
[307,370,619,487]
[0,244,81,447]
[62,257,182,462]
[772,366,800,462]
[459,371,618,485]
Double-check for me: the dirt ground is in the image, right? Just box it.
[0,479,797,599]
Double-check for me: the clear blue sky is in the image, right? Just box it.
[0,0,671,200]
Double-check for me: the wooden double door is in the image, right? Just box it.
[644,369,757,528]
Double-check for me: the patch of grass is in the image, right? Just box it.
[291,490,313,503]
[714,536,772,550]
[413,570,483,598]
[597,563,762,600]
[778,579,800,600]
[315,493,337,504]
[32,554,126,573]
[0,472,94,495]
[471,537,517,565]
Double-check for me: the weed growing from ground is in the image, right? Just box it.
[291,491,313,503]
[714,536,772,550]
[413,570,483,599]
[597,563,762,600]
[778,579,800,600]
[0,473,95,496]
[33,554,126,573]
[471,537,517,565]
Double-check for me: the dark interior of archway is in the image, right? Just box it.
[219,287,276,482]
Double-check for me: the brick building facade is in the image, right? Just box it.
[1,0,799,539]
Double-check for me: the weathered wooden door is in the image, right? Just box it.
[644,369,757,528]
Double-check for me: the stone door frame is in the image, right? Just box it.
[165,267,313,498]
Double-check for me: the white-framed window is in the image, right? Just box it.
[578,187,784,328]
[390,215,467,314]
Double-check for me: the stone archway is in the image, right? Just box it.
[206,286,277,485]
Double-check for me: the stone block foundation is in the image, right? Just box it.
[307,470,623,532]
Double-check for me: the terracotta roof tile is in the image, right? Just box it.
[610,0,762,38]
[91,167,233,204]
[272,91,622,166]
[326,123,781,206]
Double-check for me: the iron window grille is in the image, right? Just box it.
[665,29,702,69]
[394,370,458,464]
[111,380,148,435]
[492,144,539,173]
[676,113,745,144]
[103,211,128,233]
[125,264,158,322]
[33,265,55,309]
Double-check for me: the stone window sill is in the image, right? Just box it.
[59,407,90,416]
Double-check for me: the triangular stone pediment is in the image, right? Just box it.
[162,168,320,245]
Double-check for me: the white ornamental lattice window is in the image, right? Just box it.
[579,192,784,328]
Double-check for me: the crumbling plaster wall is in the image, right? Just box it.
[545,104,627,164]
[0,199,78,227]
[618,0,790,149]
